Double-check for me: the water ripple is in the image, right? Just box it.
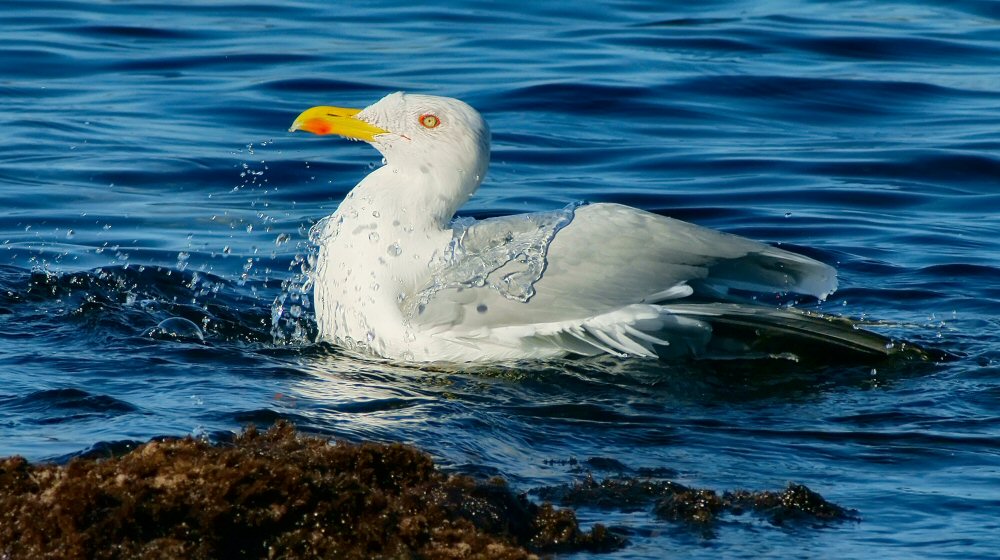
[1,1,999,557]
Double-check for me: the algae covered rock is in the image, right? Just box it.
[0,422,621,559]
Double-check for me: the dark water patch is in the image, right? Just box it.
[776,34,998,63]
[68,24,212,41]
[4,266,275,345]
[6,388,137,414]
[633,17,744,28]
[259,77,385,95]
[806,152,1000,188]
[1,389,139,426]
[320,397,426,415]
[827,410,946,428]
[486,83,661,116]
[676,75,993,121]
[229,408,311,426]
[583,457,634,474]
[726,426,1000,455]
[52,438,146,463]
[613,34,774,55]
[833,286,948,303]
[918,263,1000,281]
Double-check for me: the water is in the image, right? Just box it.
[420,201,581,305]
[2,0,999,557]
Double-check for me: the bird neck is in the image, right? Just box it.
[351,163,484,231]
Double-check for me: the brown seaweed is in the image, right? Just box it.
[536,473,858,528]
[0,422,622,559]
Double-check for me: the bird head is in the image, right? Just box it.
[290,92,491,201]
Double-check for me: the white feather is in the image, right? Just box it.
[303,92,840,362]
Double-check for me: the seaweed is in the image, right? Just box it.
[0,422,623,559]
[536,473,858,529]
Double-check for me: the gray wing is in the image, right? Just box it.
[407,203,837,333]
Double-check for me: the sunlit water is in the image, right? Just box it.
[2,1,999,557]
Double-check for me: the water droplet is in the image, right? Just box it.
[274,233,291,245]
[65,229,75,239]
[142,317,205,343]
[369,231,380,242]
[372,210,380,218]
[386,242,402,256]
[366,331,376,344]
[784,212,792,218]
[413,202,579,309]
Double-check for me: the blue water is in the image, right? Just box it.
[2,0,999,557]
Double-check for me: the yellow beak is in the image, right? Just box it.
[288,105,388,141]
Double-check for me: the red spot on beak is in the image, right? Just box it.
[304,118,331,135]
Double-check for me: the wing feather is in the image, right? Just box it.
[408,203,837,334]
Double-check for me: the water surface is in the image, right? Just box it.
[2,1,999,557]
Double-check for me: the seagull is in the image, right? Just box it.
[288,92,920,363]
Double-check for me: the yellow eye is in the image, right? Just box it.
[419,114,440,128]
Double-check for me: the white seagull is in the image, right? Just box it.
[289,92,917,363]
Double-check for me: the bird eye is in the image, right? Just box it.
[419,114,441,129]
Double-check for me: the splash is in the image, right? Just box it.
[407,202,582,318]
[269,216,337,345]
[231,140,273,193]
[270,251,316,345]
